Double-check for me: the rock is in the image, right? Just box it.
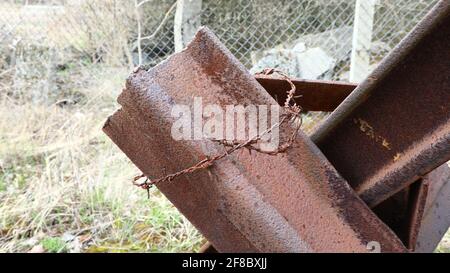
[250,46,335,80]
[290,26,353,63]
[28,244,45,253]
[62,232,76,242]
[292,42,306,53]
[250,27,352,79]
[297,47,336,80]
[68,237,83,253]
[22,237,39,247]
[250,47,301,77]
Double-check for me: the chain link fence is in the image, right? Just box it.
[0,0,439,131]
[1,0,438,77]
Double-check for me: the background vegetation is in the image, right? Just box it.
[0,0,205,253]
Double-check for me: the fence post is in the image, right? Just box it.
[174,0,202,53]
[350,0,376,82]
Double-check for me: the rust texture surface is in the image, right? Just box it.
[311,1,450,208]
[255,75,356,112]
[103,27,406,253]
[254,26,449,251]
[255,78,450,251]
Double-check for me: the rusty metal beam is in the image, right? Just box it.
[255,75,356,112]
[198,77,355,253]
[103,27,406,252]
[311,1,450,208]
[255,72,449,252]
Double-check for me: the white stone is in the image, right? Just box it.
[296,47,336,80]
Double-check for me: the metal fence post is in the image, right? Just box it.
[350,0,376,82]
[174,0,202,53]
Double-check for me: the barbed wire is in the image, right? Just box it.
[133,68,303,195]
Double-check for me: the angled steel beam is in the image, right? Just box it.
[311,1,450,208]
[256,73,450,251]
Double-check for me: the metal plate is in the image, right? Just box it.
[255,75,356,112]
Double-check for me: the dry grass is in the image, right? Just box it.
[0,61,203,253]
[437,232,450,253]
[0,0,203,253]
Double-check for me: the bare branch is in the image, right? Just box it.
[140,1,178,42]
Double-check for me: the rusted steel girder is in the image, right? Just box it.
[311,1,450,209]
[255,75,356,112]
[254,74,450,251]
[103,28,406,252]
